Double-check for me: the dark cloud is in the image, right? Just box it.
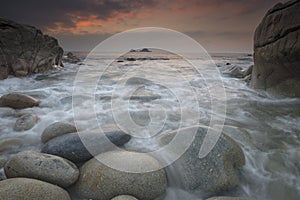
[0,0,156,30]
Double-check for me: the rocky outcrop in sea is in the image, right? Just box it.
[251,0,300,97]
[0,18,63,79]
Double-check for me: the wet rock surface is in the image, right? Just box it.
[0,18,63,79]
[4,151,79,188]
[251,0,300,97]
[0,178,71,200]
[74,151,167,200]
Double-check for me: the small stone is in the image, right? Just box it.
[41,122,77,143]
[0,93,39,109]
[126,57,136,61]
[228,66,244,78]
[14,113,39,131]
[111,195,139,200]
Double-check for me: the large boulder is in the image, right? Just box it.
[0,93,39,109]
[4,151,79,188]
[0,18,63,79]
[73,151,167,200]
[41,127,131,163]
[0,178,71,200]
[158,126,245,194]
[251,0,300,97]
[41,121,77,143]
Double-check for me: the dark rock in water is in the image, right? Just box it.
[243,65,253,78]
[228,66,244,78]
[41,122,77,143]
[129,49,137,52]
[158,126,245,194]
[251,0,300,97]
[0,93,39,109]
[41,126,131,163]
[0,178,71,200]
[4,151,79,188]
[62,52,81,63]
[0,18,63,79]
[126,57,136,61]
[223,66,244,78]
[140,48,151,52]
[242,74,252,84]
[73,151,167,200]
[14,113,39,131]
[125,77,153,85]
[226,63,231,65]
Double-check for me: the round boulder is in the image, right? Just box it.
[14,113,39,131]
[41,128,131,163]
[158,126,245,193]
[0,178,70,200]
[41,122,77,143]
[111,195,139,200]
[0,93,39,109]
[74,151,167,200]
[4,151,79,188]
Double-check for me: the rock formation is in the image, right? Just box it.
[0,18,63,79]
[251,0,300,97]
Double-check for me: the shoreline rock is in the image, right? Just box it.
[0,93,39,109]
[14,113,39,131]
[74,151,167,200]
[62,52,81,64]
[0,18,63,79]
[41,128,131,163]
[41,122,77,143]
[4,151,79,188]
[158,126,245,194]
[0,178,71,199]
[250,0,300,97]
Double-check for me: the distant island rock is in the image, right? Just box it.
[129,48,151,52]
[251,0,300,97]
[0,18,63,80]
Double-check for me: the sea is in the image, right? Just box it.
[0,51,299,200]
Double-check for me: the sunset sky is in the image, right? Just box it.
[0,0,286,52]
